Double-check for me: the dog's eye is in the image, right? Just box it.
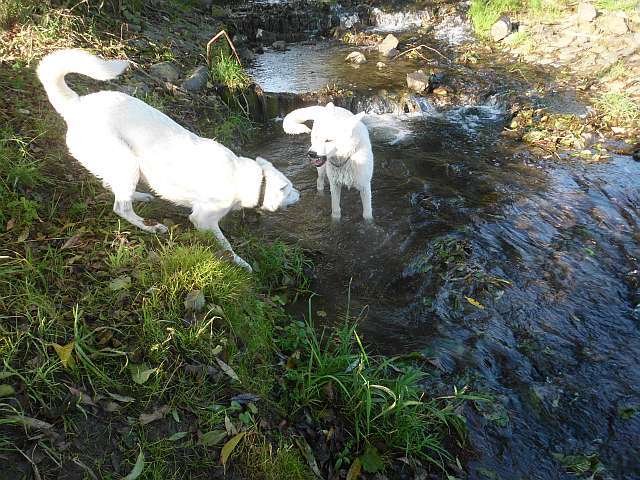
[280,184,289,191]
[325,139,333,143]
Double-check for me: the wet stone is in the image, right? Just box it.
[345,51,367,64]
[149,61,180,83]
[598,12,629,35]
[378,33,399,55]
[406,70,430,93]
[491,15,512,41]
[182,65,209,92]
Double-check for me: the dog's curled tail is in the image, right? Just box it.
[282,106,327,135]
[37,49,129,116]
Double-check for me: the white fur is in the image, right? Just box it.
[283,103,373,221]
[37,49,299,272]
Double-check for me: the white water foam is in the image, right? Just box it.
[370,7,431,32]
[416,95,506,135]
[363,113,421,145]
[433,15,473,46]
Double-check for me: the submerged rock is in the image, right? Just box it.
[378,33,399,55]
[345,51,367,64]
[407,70,430,93]
[272,40,287,51]
[150,61,180,83]
[182,65,209,92]
[376,61,386,69]
[491,15,512,41]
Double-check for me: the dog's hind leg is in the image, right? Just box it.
[360,185,373,221]
[316,165,327,193]
[113,199,168,234]
[189,206,252,272]
[329,179,342,221]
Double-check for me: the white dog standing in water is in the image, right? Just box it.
[37,49,299,271]
[283,102,373,221]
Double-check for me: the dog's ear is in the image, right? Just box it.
[325,102,335,113]
[348,112,366,129]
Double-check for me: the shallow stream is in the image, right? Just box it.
[242,11,640,479]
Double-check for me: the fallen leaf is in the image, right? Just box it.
[6,218,15,231]
[230,393,260,404]
[109,275,131,291]
[0,385,15,398]
[139,405,169,425]
[465,296,485,310]
[8,416,53,430]
[221,431,246,467]
[295,437,323,478]
[129,363,155,385]
[184,290,205,312]
[199,429,227,446]
[316,310,327,318]
[103,401,120,412]
[167,431,189,441]
[67,385,95,405]
[224,415,237,435]
[61,234,83,250]
[52,341,76,369]
[346,457,362,480]
[107,392,135,403]
[123,448,145,480]
[216,358,239,382]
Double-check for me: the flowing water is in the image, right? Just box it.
[243,11,640,480]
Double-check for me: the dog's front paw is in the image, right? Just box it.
[331,213,341,222]
[151,223,169,234]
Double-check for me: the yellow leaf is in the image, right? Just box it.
[346,457,362,480]
[465,296,485,309]
[52,341,76,368]
[221,431,246,468]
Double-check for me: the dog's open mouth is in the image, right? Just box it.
[310,156,327,168]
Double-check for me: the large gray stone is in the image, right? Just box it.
[272,40,287,51]
[378,34,399,55]
[491,15,512,41]
[382,47,399,58]
[406,70,430,93]
[149,61,180,83]
[182,65,209,92]
[577,3,597,23]
[599,12,629,35]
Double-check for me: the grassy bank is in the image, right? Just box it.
[1,1,472,479]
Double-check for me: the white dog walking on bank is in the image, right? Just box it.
[37,48,299,271]
[283,102,374,221]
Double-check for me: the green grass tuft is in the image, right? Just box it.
[595,0,640,12]
[595,92,640,126]
[279,316,472,469]
[210,50,251,91]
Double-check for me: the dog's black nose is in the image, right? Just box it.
[308,150,319,159]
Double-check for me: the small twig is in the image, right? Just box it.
[393,44,450,63]
[206,30,242,67]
